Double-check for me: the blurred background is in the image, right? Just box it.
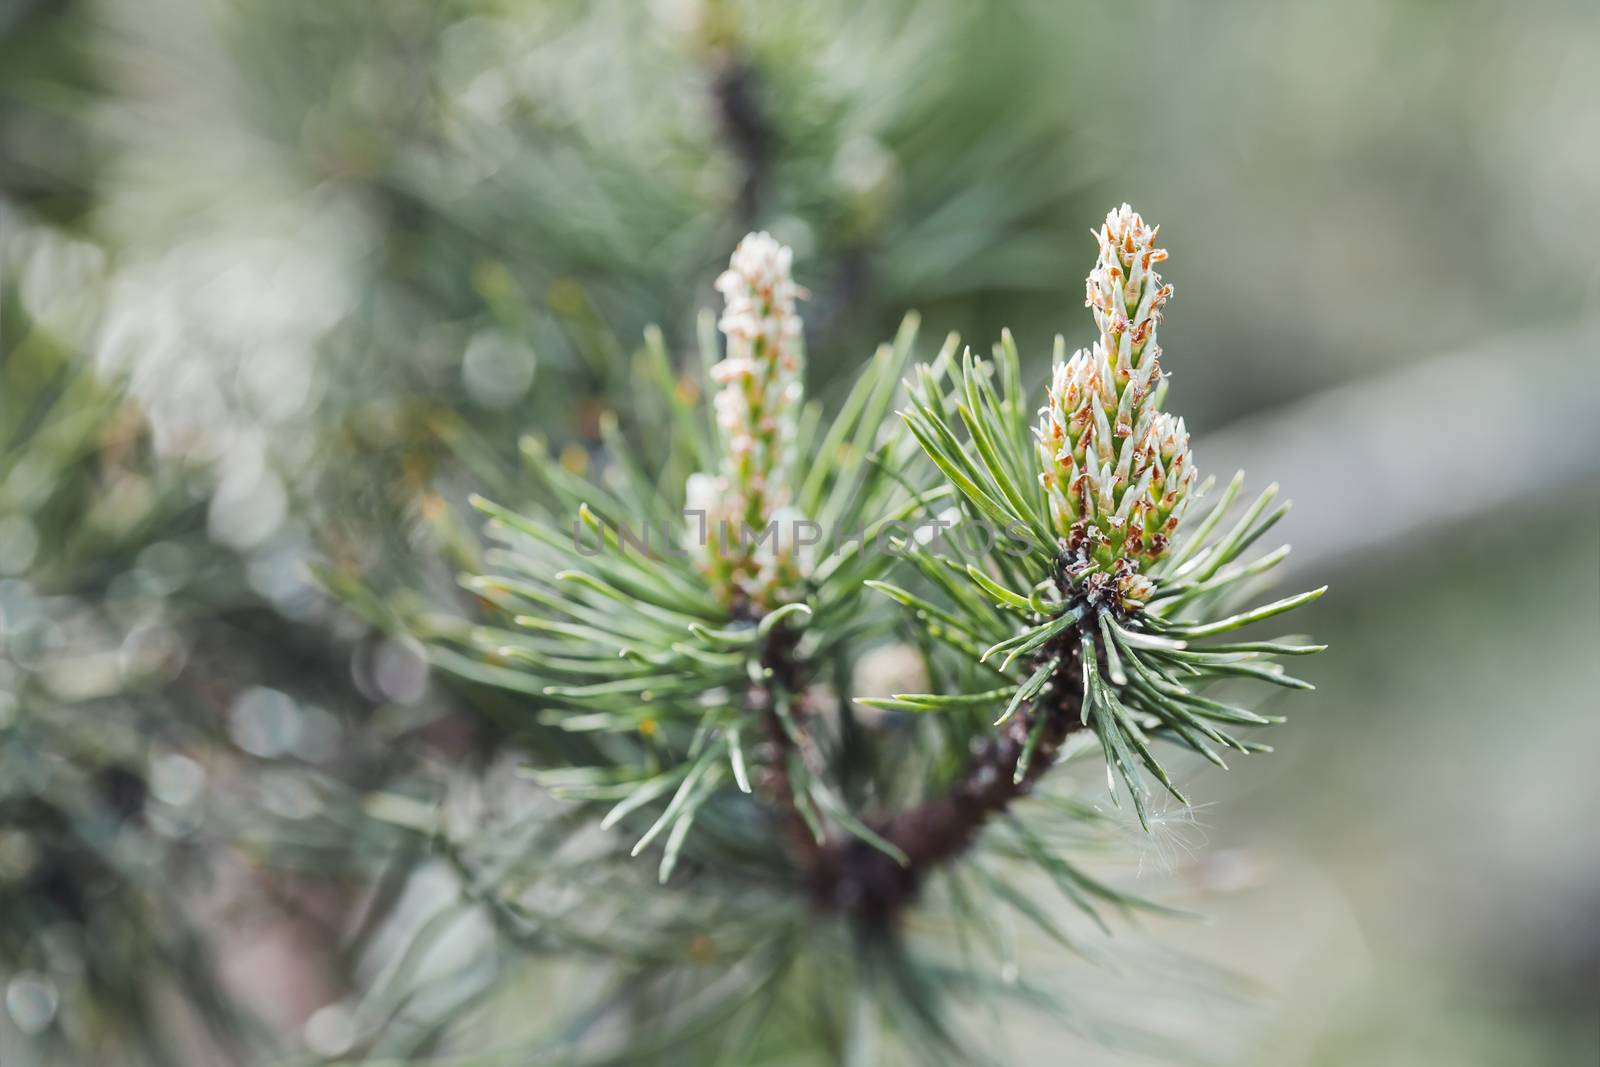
[1,0,1596,1063]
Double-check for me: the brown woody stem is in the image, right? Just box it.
[758,622,1087,926]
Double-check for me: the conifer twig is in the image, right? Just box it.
[808,637,1088,923]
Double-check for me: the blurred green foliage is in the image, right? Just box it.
[0,233,249,1063]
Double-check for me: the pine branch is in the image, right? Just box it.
[808,632,1087,924]
[709,51,774,230]
[347,208,1328,1063]
[752,617,826,870]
